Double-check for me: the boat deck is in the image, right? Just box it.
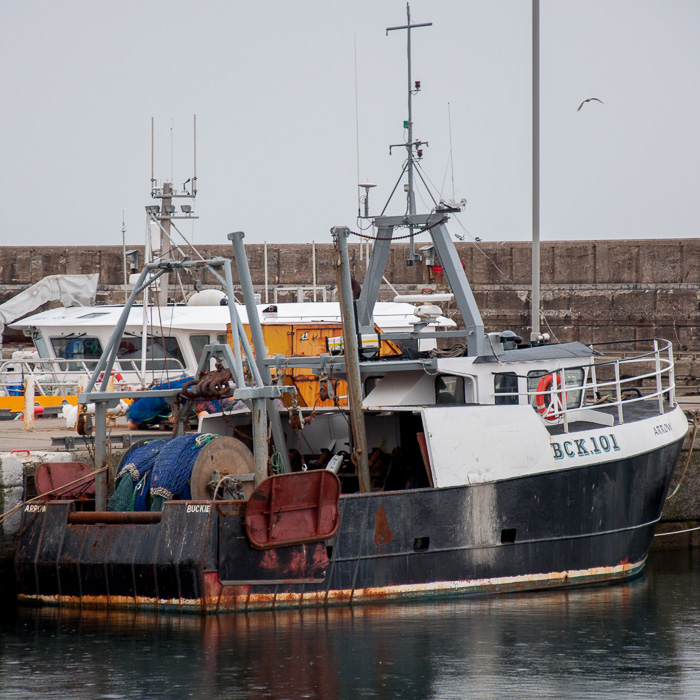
[548,398,683,436]
[1,396,696,455]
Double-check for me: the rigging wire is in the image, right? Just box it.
[412,162,440,209]
[379,160,410,217]
[438,102,456,202]
[439,152,451,202]
[354,106,558,345]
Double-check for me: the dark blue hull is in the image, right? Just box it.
[15,438,682,613]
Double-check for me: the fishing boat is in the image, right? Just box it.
[15,6,687,613]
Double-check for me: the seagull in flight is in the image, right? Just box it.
[577,97,604,112]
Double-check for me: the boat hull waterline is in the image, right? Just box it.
[16,436,683,613]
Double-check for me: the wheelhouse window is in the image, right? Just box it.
[435,375,465,405]
[51,336,103,360]
[115,336,185,371]
[190,335,211,365]
[494,372,519,405]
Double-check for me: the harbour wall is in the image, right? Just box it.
[1,239,699,357]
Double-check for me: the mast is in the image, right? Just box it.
[531,0,541,343]
[156,181,173,307]
[387,3,432,265]
[148,116,198,307]
[121,211,127,303]
[357,5,488,357]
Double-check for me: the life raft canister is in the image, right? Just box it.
[535,373,566,421]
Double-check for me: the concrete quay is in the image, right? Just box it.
[0,415,151,453]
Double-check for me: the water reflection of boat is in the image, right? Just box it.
[15,6,688,614]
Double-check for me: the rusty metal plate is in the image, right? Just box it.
[34,462,95,499]
[245,470,340,550]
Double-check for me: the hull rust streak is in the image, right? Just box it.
[17,560,645,613]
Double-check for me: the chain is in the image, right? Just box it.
[348,216,447,241]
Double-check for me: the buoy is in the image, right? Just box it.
[535,373,566,421]
[187,289,226,306]
[17,405,44,420]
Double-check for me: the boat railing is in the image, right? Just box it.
[520,338,676,431]
[0,356,188,397]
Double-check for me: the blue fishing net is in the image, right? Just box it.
[107,439,167,511]
[132,469,154,512]
[149,433,220,511]
[127,376,193,428]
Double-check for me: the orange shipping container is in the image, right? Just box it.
[226,323,401,407]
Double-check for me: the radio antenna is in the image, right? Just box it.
[170,118,174,186]
[354,34,362,216]
[448,102,456,203]
[121,210,127,303]
[193,114,197,196]
[386,2,432,265]
[150,117,156,194]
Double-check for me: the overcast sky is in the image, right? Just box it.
[3,1,699,249]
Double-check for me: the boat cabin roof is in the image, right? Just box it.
[10,301,455,334]
[473,341,596,363]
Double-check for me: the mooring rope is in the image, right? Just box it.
[665,410,699,501]
[655,524,700,538]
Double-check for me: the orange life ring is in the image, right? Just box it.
[98,371,125,385]
[535,373,566,421]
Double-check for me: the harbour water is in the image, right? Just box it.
[1,549,700,699]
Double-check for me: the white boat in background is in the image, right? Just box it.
[0,284,455,412]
